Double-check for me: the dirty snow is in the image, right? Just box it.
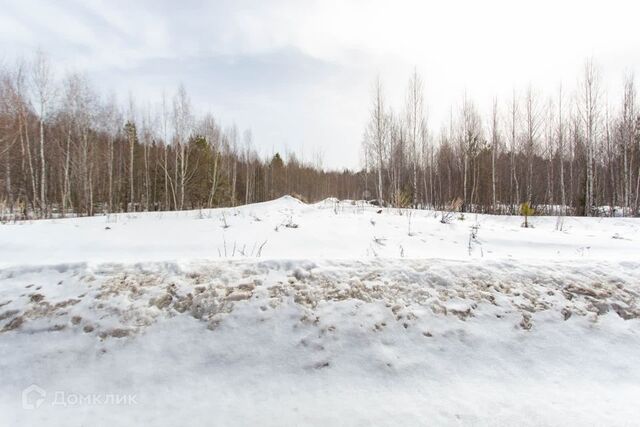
[1,197,639,426]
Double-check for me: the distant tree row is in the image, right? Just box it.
[363,62,640,216]
[2,52,639,219]
[0,51,361,219]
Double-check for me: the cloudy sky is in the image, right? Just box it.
[1,0,639,168]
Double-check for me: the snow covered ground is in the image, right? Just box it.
[1,196,639,266]
[1,197,639,426]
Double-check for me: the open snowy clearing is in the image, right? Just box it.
[1,196,639,266]
[1,197,640,426]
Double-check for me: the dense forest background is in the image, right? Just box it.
[1,52,639,219]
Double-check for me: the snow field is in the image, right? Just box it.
[1,197,640,425]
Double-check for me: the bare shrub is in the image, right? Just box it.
[440,198,463,224]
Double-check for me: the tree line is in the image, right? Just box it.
[363,62,640,216]
[1,52,639,219]
[0,52,361,219]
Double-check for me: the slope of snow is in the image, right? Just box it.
[1,197,639,426]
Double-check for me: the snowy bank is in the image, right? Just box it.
[1,258,640,425]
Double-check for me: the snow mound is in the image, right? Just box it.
[2,259,638,339]
[318,197,339,204]
[274,194,306,205]
[2,259,640,425]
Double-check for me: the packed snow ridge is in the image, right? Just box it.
[1,196,639,426]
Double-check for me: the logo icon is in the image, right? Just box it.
[22,384,46,410]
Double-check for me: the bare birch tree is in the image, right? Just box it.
[577,59,601,216]
[366,77,389,205]
[31,50,55,216]
[405,68,425,207]
[173,85,193,210]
